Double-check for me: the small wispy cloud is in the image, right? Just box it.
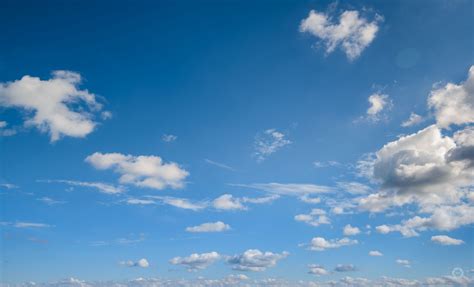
[205,159,235,171]
[254,129,291,162]
[162,134,177,142]
[38,179,125,194]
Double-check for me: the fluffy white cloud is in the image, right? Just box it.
[358,125,473,211]
[0,71,109,141]
[226,249,289,272]
[294,209,330,227]
[254,129,291,162]
[120,258,149,268]
[85,152,189,190]
[401,112,424,127]
[170,252,220,271]
[396,259,411,268]
[299,9,381,60]
[343,224,361,236]
[431,235,465,245]
[308,264,329,276]
[428,65,474,128]
[40,179,124,194]
[366,93,392,122]
[213,194,246,210]
[309,237,358,251]
[186,221,231,233]
[368,250,383,257]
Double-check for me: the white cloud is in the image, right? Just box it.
[309,237,358,251]
[254,129,291,162]
[0,183,18,189]
[365,93,392,122]
[294,209,330,227]
[120,258,149,268]
[299,9,381,60]
[431,235,465,245]
[241,194,280,204]
[357,124,473,221]
[85,152,189,190]
[337,181,371,194]
[170,252,220,271]
[401,112,424,127]
[396,259,411,268]
[369,250,383,257]
[231,183,332,196]
[213,194,246,210]
[0,71,109,141]
[162,134,177,142]
[226,249,289,272]
[40,179,124,194]
[308,264,329,276]
[428,65,474,128]
[298,194,321,204]
[313,161,341,168]
[343,224,361,236]
[125,198,156,205]
[186,221,231,233]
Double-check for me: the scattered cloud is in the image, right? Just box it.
[85,152,189,190]
[401,112,424,127]
[0,71,109,141]
[205,159,235,171]
[226,249,289,272]
[294,209,330,227]
[162,134,177,143]
[0,183,18,189]
[254,129,291,162]
[363,93,392,122]
[428,65,474,128]
[343,224,361,236]
[170,252,220,271]
[119,258,149,268]
[0,121,16,136]
[313,161,341,168]
[334,264,357,272]
[186,221,231,233]
[396,259,411,268]
[39,179,124,194]
[369,250,383,257]
[146,196,207,211]
[308,264,329,276]
[299,8,382,60]
[1,221,52,228]
[308,237,358,251]
[431,235,464,246]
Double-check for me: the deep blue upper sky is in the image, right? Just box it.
[0,0,473,286]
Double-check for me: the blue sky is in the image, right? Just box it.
[0,0,473,286]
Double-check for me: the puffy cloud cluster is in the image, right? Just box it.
[85,152,189,190]
[342,224,360,236]
[357,121,474,236]
[169,252,220,271]
[254,129,291,162]
[294,209,330,227]
[308,237,358,251]
[226,249,289,272]
[299,9,381,60]
[428,65,474,128]
[401,112,424,127]
[185,221,230,233]
[308,264,329,276]
[0,71,109,141]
